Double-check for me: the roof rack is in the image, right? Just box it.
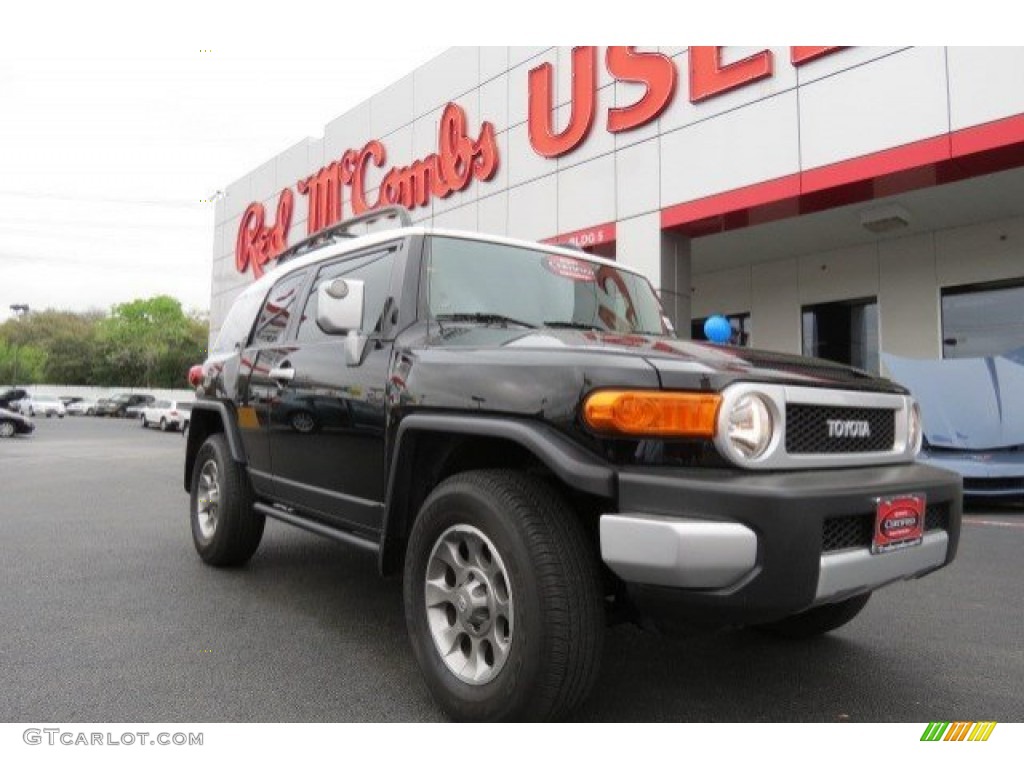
[277,205,413,265]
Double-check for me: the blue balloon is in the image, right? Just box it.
[704,315,732,345]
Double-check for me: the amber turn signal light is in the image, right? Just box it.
[583,390,721,437]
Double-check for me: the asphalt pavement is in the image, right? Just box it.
[2,416,1021,722]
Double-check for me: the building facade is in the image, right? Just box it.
[211,47,1024,370]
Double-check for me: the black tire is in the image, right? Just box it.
[754,592,872,639]
[404,469,604,721]
[0,420,16,438]
[189,433,264,566]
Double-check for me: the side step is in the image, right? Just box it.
[254,502,380,553]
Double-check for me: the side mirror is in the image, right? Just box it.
[317,278,365,334]
[316,278,367,367]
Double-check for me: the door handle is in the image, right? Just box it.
[268,367,295,383]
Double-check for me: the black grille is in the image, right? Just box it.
[786,405,895,454]
[924,504,949,532]
[822,514,874,552]
[822,503,949,553]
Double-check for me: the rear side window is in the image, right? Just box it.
[296,246,399,342]
[251,270,308,346]
[212,288,266,355]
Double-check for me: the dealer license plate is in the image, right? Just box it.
[872,494,925,554]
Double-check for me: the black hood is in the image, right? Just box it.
[430,326,898,392]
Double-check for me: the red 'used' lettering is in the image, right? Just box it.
[605,47,676,133]
[689,46,774,103]
[528,46,597,158]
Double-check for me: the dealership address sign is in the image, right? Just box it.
[236,46,842,277]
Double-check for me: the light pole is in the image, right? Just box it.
[9,304,29,386]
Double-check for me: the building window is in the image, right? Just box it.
[802,298,879,373]
[690,313,750,346]
[941,279,1024,359]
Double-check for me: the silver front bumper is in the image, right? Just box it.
[813,530,949,605]
[599,514,758,589]
[600,514,950,600]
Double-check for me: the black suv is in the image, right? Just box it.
[184,208,962,721]
[96,393,154,418]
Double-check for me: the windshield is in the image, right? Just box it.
[427,236,670,336]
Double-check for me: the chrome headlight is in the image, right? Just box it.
[726,394,774,460]
[908,400,923,455]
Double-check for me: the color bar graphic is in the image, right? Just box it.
[921,722,997,742]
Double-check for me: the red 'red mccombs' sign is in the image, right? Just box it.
[236,102,499,278]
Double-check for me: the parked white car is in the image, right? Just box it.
[19,394,66,418]
[140,399,193,432]
[66,399,100,416]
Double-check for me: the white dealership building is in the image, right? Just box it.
[211,47,1024,370]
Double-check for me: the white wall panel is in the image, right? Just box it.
[616,212,661,284]
[508,47,550,69]
[558,154,616,234]
[223,175,252,220]
[659,47,796,136]
[370,74,415,137]
[750,258,800,353]
[615,138,660,220]
[249,159,278,206]
[661,90,799,205]
[323,100,371,160]
[507,121,554,187]
[948,47,1024,131]
[431,202,478,232]
[797,243,879,305]
[276,139,315,191]
[507,175,557,241]
[479,74,509,134]
[414,47,480,117]
[478,191,508,236]
[935,215,1024,287]
[795,47,910,86]
[508,50,554,128]
[878,233,941,360]
[383,125,414,169]
[799,47,949,170]
[480,47,509,82]
[555,46,615,109]
[691,265,752,318]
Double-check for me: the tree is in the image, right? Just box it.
[95,296,206,387]
[0,339,47,385]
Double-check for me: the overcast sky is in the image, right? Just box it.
[0,3,996,322]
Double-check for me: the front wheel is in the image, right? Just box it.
[189,433,264,566]
[0,421,15,438]
[753,592,872,639]
[404,470,604,721]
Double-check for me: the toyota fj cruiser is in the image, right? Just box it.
[184,207,962,721]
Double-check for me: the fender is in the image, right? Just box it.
[183,400,248,491]
[378,413,616,573]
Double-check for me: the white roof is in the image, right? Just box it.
[239,226,645,297]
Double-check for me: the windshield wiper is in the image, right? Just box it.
[543,320,605,331]
[434,313,537,328]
